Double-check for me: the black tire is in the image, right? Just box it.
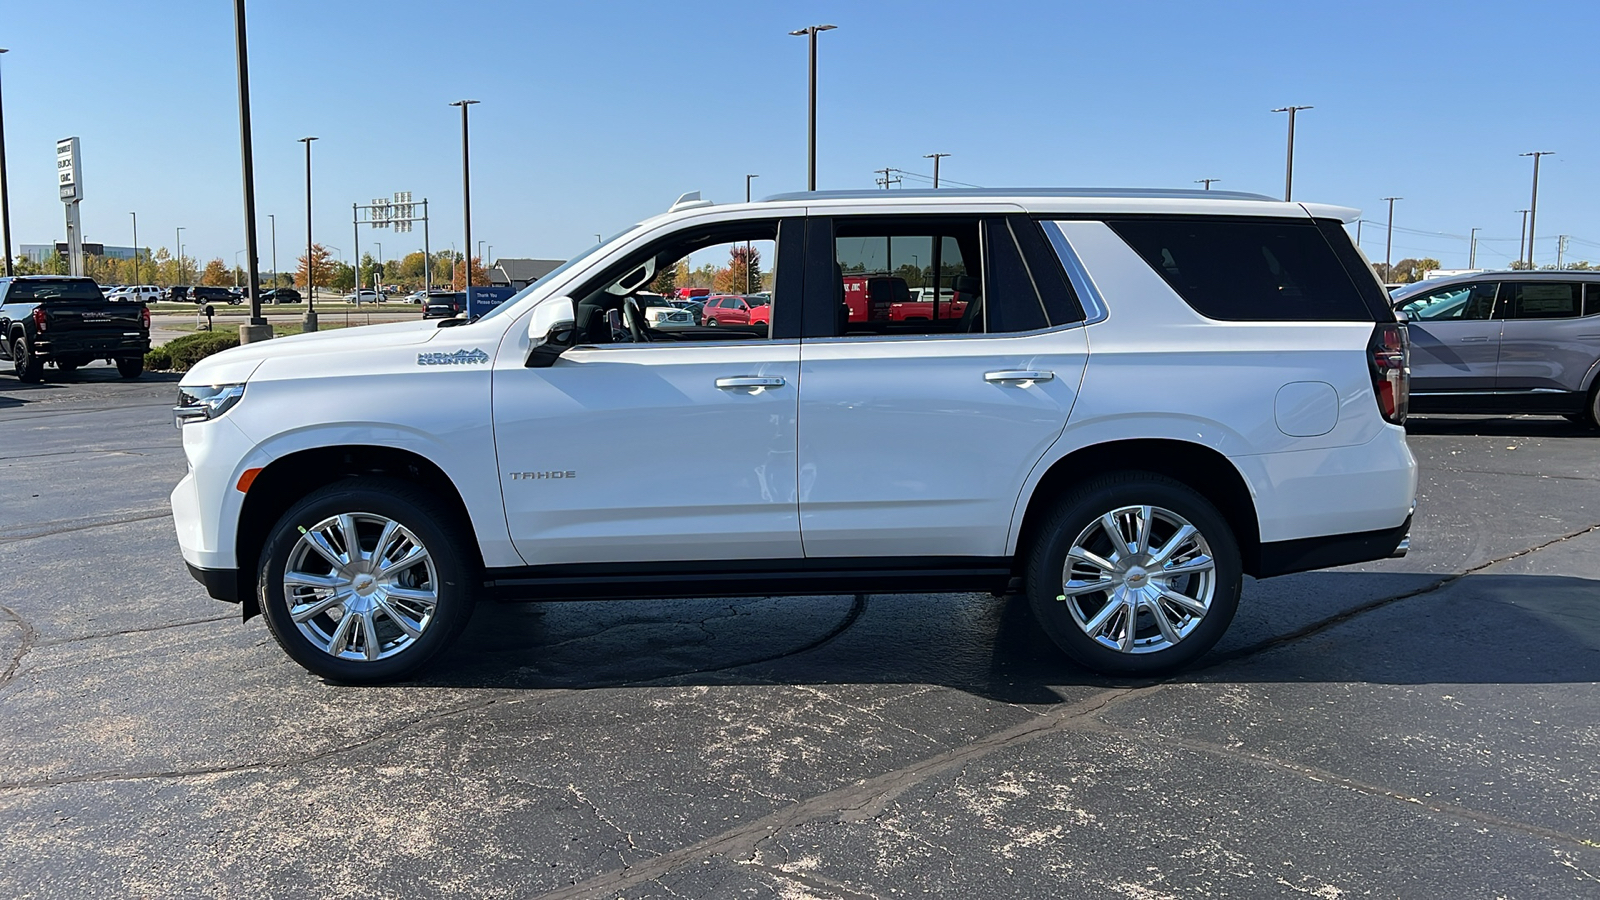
[1025,471,1242,676]
[115,356,144,379]
[1584,384,1600,430]
[12,336,43,383]
[705,318,719,326]
[258,477,478,683]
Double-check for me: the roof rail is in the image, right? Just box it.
[761,187,1278,203]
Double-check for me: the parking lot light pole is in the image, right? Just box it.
[1382,197,1401,275]
[231,0,268,342]
[745,173,758,293]
[1520,151,1553,268]
[0,48,12,276]
[1271,105,1312,201]
[298,136,318,329]
[789,25,836,192]
[1469,227,1479,269]
[450,100,479,293]
[129,212,139,286]
[175,227,185,284]
[268,213,276,291]
[1517,209,1530,266]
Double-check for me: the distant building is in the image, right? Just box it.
[487,258,564,290]
[22,242,140,262]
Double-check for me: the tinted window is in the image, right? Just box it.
[1397,282,1497,321]
[7,279,105,302]
[1107,218,1376,321]
[1503,282,1581,319]
[1586,284,1600,317]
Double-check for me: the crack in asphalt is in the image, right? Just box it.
[1091,720,1600,853]
[0,605,39,691]
[737,858,879,900]
[32,615,236,649]
[1429,466,1600,482]
[0,446,178,461]
[528,688,1141,900]
[0,508,175,545]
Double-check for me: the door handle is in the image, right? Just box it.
[1459,336,1489,343]
[984,370,1055,384]
[715,376,786,389]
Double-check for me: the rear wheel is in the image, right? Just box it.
[258,477,477,683]
[705,318,719,326]
[115,356,144,379]
[1584,385,1600,430]
[1026,472,1242,676]
[11,336,43,383]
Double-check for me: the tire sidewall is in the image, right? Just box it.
[258,478,475,682]
[13,337,42,382]
[1026,473,1242,676]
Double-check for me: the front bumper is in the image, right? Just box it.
[186,562,243,603]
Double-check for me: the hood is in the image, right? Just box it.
[181,319,443,386]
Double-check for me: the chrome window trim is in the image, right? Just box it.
[1040,221,1108,324]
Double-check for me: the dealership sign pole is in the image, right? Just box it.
[56,137,84,276]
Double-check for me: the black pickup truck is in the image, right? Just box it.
[0,276,150,381]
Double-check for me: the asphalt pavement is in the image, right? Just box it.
[0,361,1597,899]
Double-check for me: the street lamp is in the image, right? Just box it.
[1517,209,1530,265]
[268,213,276,291]
[788,24,836,192]
[450,99,480,293]
[1382,197,1401,275]
[234,250,245,288]
[1271,105,1313,201]
[230,0,267,340]
[1520,151,1554,268]
[0,47,12,276]
[745,173,759,293]
[298,136,318,329]
[129,212,139,286]
[923,153,949,189]
[175,227,185,284]
[375,241,383,295]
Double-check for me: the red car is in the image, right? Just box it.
[701,294,769,326]
[842,275,969,323]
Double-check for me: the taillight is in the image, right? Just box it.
[1369,322,1409,425]
[31,307,46,332]
[141,306,152,330]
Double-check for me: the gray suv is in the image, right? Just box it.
[1391,271,1600,427]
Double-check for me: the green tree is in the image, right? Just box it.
[329,260,355,292]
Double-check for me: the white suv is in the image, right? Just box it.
[170,188,1416,682]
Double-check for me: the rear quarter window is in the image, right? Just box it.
[1106,217,1380,322]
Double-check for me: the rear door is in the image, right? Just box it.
[1496,280,1599,392]
[1394,281,1502,392]
[795,214,1088,559]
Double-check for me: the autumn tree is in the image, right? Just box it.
[713,245,762,294]
[451,256,489,290]
[200,258,230,286]
[650,263,678,296]
[295,244,336,291]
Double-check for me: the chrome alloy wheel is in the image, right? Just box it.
[1059,504,1216,654]
[283,512,438,662]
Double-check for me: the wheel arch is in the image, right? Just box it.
[234,444,481,619]
[1011,438,1265,577]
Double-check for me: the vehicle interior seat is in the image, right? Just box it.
[955,275,983,333]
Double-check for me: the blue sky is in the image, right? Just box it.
[4,0,1597,271]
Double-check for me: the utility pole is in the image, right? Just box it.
[1520,151,1553,268]
[924,153,950,188]
[1195,178,1220,190]
[0,48,12,276]
[450,100,480,296]
[1271,105,1313,201]
[789,24,836,191]
[874,167,901,189]
[1355,219,1363,246]
[1517,210,1529,266]
[1382,197,1401,276]
[745,173,758,294]
[1557,235,1569,270]
[129,212,139,286]
[298,136,318,329]
[1468,227,1479,269]
[231,0,268,342]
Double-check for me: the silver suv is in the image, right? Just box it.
[1392,271,1600,427]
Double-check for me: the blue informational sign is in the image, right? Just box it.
[466,286,515,319]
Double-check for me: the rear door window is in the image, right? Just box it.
[1106,217,1378,321]
[1502,282,1582,319]
[1398,282,1498,321]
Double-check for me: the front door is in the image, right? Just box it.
[1395,280,1502,392]
[492,215,805,566]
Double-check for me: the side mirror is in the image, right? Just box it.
[526,297,576,368]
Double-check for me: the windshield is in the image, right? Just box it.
[473,226,639,324]
[9,279,105,302]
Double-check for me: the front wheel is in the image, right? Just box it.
[115,356,144,379]
[1026,472,1242,676]
[705,318,718,326]
[1584,385,1600,430]
[258,477,477,682]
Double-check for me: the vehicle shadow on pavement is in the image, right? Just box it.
[1406,415,1596,438]
[0,367,182,408]
[413,570,1600,701]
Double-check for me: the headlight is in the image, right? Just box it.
[174,383,246,427]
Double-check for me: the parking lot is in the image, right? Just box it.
[0,363,1597,898]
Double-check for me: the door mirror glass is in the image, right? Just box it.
[526,297,576,368]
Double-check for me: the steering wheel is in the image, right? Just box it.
[622,295,649,343]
